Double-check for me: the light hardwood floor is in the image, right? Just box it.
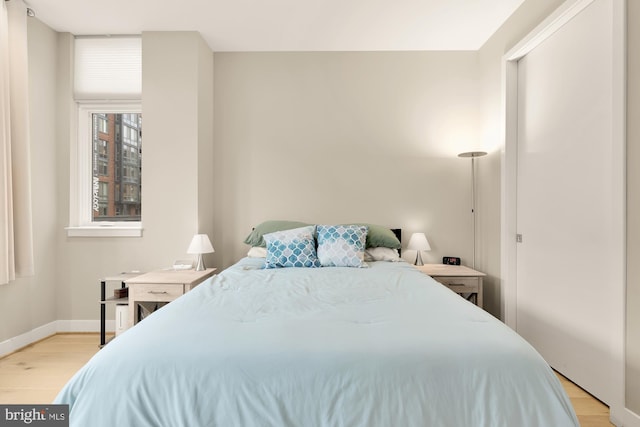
[0,333,614,426]
[555,372,614,427]
[0,334,97,403]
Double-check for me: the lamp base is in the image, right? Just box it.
[194,255,206,271]
[414,251,424,266]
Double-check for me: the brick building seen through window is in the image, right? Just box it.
[92,113,142,221]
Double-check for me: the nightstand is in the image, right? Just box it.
[99,272,141,347]
[125,268,216,328]
[415,264,486,308]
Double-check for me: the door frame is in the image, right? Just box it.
[500,0,628,423]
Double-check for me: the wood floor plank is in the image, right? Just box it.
[556,372,614,426]
[0,388,63,404]
[0,334,100,404]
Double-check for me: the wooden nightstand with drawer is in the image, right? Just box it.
[125,268,216,328]
[415,264,486,308]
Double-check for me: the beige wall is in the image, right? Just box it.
[213,51,481,279]
[51,32,215,323]
[0,18,59,343]
[197,36,217,267]
[627,0,640,415]
[0,1,562,342]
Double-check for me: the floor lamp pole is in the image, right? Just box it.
[471,156,477,269]
[458,151,487,269]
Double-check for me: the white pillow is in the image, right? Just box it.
[364,247,401,262]
[247,246,267,258]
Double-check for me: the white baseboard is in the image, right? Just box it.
[54,319,114,333]
[0,320,114,358]
[611,407,640,427]
[0,321,57,357]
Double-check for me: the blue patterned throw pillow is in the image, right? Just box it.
[263,226,321,268]
[316,225,368,268]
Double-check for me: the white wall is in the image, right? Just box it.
[476,0,565,323]
[478,0,638,422]
[213,51,481,279]
[0,18,59,343]
[626,0,640,415]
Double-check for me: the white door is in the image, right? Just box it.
[515,0,618,404]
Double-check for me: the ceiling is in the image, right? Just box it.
[25,0,526,52]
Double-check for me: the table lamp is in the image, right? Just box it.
[407,232,431,266]
[187,234,215,271]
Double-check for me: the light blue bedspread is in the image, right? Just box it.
[55,259,579,426]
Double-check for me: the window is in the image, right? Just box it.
[90,112,142,222]
[123,183,139,203]
[122,165,138,181]
[69,103,143,237]
[96,139,108,160]
[97,116,108,134]
[98,182,108,201]
[68,36,142,237]
[93,139,108,176]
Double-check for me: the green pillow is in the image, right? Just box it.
[344,223,401,249]
[243,220,310,247]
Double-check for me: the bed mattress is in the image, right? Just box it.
[55,258,578,427]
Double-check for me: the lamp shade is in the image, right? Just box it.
[187,234,215,254]
[407,233,431,251]
[457,151,487,158]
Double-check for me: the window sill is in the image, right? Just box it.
[65,225,143,237]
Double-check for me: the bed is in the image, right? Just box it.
[55,224,578,427]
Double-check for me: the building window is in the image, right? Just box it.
[123,183,139,203]
[96,140,108,160]
[97,115,108,134]
[98,182,108,202]
[93,138,109,177]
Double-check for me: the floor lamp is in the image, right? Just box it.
[458,151,487,269]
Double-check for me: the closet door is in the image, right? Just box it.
[515,0,617,404]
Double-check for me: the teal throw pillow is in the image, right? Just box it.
[317,225,368,268]
[263,226,321,269]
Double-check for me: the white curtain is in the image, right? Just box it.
[0,0,34,285]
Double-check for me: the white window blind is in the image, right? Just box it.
[74,36,141,100]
